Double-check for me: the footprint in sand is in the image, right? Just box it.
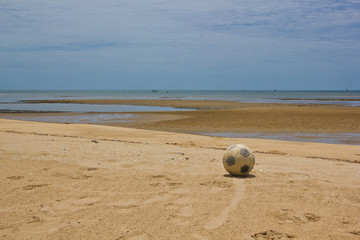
[21,216,65,234]
[171,196,195,226]
[144,181,196,227]
[107,198,140,214]
[274,209,302,224]
[143,192,173,205]
[20,196,102,234]
[144,175,185,205]
[203,179,246,230]
[144,175,196,226]
[274,209,321,224]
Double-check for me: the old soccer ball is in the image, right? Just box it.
[223,144,255,176]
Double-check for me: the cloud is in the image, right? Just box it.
[1,0,359,49]
[0,0,359,89]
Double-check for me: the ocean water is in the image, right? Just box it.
[0,113,134,124]
[0,90,359,107]
[0,102,192,113]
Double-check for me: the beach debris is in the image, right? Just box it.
[7,176,24,180]
[91,140,99,143]
[349,231,360,235]
[251,229,295,239]
[80,167,98,171]
[175,152,185,155]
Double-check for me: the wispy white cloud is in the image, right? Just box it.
[1,0,359,49]
[0,0,359,89]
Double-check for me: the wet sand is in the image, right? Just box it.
[20,98,342,110]
[5,99,360,133]
[115,106,360,135]
[3,99,360,144]
[0,119,360,240]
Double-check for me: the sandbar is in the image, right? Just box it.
[6,99,360,135]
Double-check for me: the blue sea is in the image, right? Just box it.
[0,90,359,107]
[0,90,359,145]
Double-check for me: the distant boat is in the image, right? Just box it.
[152,90,158,92]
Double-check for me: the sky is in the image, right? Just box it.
[0,0,359,90]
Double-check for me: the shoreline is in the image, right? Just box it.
[1,99,359,145]
[277,98,360,101]
[1,114,359,145]
[20,98,348,109]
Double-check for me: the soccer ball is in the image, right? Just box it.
[223,144,255,176]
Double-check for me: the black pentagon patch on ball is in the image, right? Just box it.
[241,165,250,173]
[226,156,235,166]
[240,148,250,157]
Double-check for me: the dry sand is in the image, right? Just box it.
[1,118,359,240]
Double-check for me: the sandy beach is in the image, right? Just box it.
[0,117,359,239]
[2,0,360,237]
